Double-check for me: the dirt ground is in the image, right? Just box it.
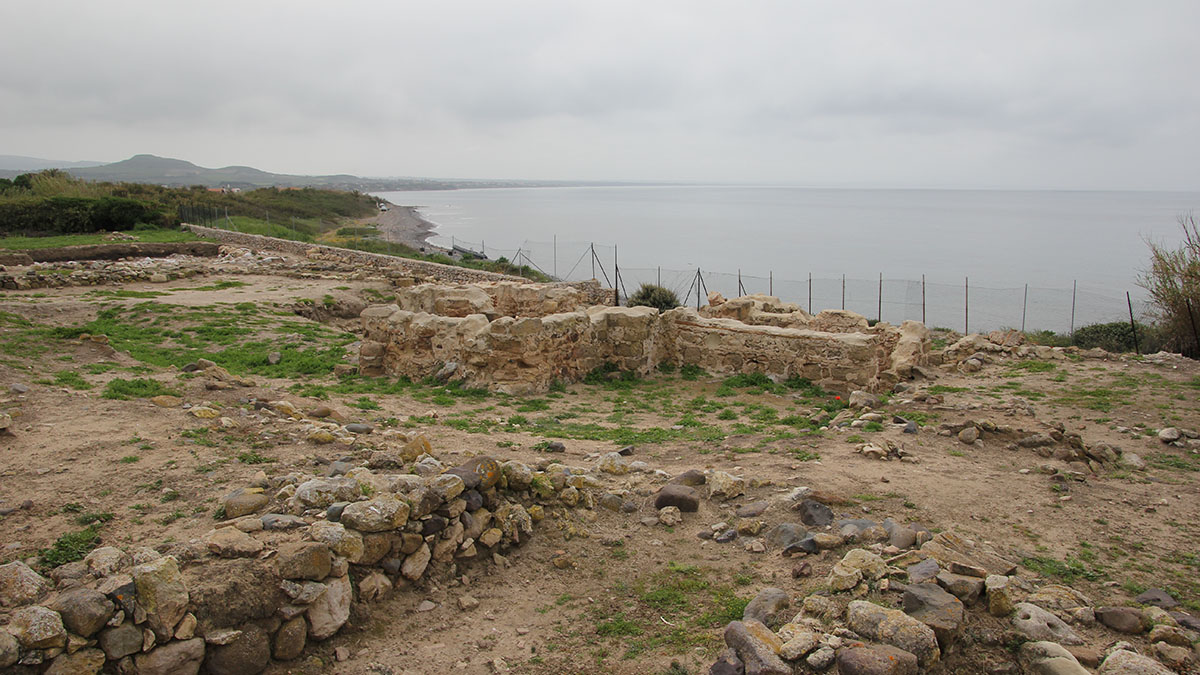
[1,260,1198,674]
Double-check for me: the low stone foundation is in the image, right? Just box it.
[359,297,931,395]
[0,430,595,674]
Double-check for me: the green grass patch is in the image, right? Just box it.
[102,377,179,400]
[39,526,102,568]
[0,228,199,250]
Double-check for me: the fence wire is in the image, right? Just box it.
[413,234,1153,334]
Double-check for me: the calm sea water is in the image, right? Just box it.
[376,186,1200,331]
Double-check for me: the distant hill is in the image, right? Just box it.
[0,155,107,171]
[64,154,381,190]
[0,154,601,191]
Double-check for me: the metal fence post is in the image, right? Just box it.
[1021,284,1028,333]
[965,277,969,334]
[1070,280,1077,335]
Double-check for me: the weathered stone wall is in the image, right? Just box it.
[390,281,602,319]
[0,430,594,674]
[359,298,931,395]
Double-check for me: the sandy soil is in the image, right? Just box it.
[1,264,1198,675]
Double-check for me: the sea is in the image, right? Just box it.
[374,186,1200,333]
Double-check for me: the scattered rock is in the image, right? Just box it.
[1097,649,1174,674]
[1012,603,1084,645]
[655,484,700,512]
[846,600,940,666]
[903,582,964,649]
[1135,588,1179,610]
[204,528,264,559]
[708,471,745,501]
[1018,641,1090,675]
[1095,606,1151,634]
[795,499,834,527]
[743,587,790,626]
[836,644,919,675]
[8,605,67,648]
[0,560,51,607]
[723,620,790,675]
[658,506,683,527]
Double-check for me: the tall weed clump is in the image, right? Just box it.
[1141,214,1200,357]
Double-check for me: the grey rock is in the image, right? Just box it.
[98,622,143,660]
[205,624,270,675]
[846,600,940,667]
[709,647,744,675]
[1095,606,1151,634]
[132,556,189,642]
[715,529,738,543]
[735,501,770,518]
[906,558,940,584]
[743,587,790,626]
[49,587,115,637]
[0,560,51,607]
[306,574,352,640]
[724,620,790,675]
[9,605,66,648]
[669,469,707,486]
[655,484,701,512]
[958,426,979,444]
[274,616,307,661]
[221,489,269,519]
[0,631,17,668]
[935,571,984,605]
[134,637,204,675]
[44,647,106,675]
[1098,649,1174,674]
[1012,603,1083,645]
[1134,588,1179,610]
[806,646,836,670]
[261,513,306,530]
[326,502,348,522]
[1018,641,1089,675]
[836,645,919,675]
[344,423,373,434]
[765,523,807,550]
[1158,427,1182,443]
[795,499,833,527]
[902,583,964,649]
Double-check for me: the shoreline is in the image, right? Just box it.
[364,202,447,254]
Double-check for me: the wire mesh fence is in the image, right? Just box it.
[426,235,1154,334]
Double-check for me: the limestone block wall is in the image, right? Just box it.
[359,300,930,395]
[0,446,588,674]
[390,281,600,319]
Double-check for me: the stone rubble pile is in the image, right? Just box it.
[708,523,1200,674]
[0,431,624,674]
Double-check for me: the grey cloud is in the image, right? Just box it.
[1,0,1198,188]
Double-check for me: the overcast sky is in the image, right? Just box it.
[2,1,1198,190]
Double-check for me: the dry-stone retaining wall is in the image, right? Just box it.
[359,298,931,395]
[0,429,598,674]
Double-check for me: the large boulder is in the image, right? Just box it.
[8,605,67,649]
[340,496,410,532]
[134,637,205,675]
[48,587,115,638]
[206,624,271,675]
[723,620,790,675]
[902,583,964,649]
[743,587,790,626]
[0,560,51,607]
[836,645,919,675]
[655,484,701,512]
[1011,603,1083,645]
[306,574,352,640]
[132,556,189,642]
[1098,649,1174,674]
[1019,641,1090,675]
[846,600,940,667]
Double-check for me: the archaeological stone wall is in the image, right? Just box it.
[388,281,605,319]
[0,429,595,674]
[359,297,931,395]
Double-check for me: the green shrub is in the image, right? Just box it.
[627,283,681,311]
[1071,321,1164,354]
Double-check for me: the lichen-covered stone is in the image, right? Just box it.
[847,600,940,667]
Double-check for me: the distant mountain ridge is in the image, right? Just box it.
[0,155,107,171]
[0,153,605,191]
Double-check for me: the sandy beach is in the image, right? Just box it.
[362,202,446,253]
